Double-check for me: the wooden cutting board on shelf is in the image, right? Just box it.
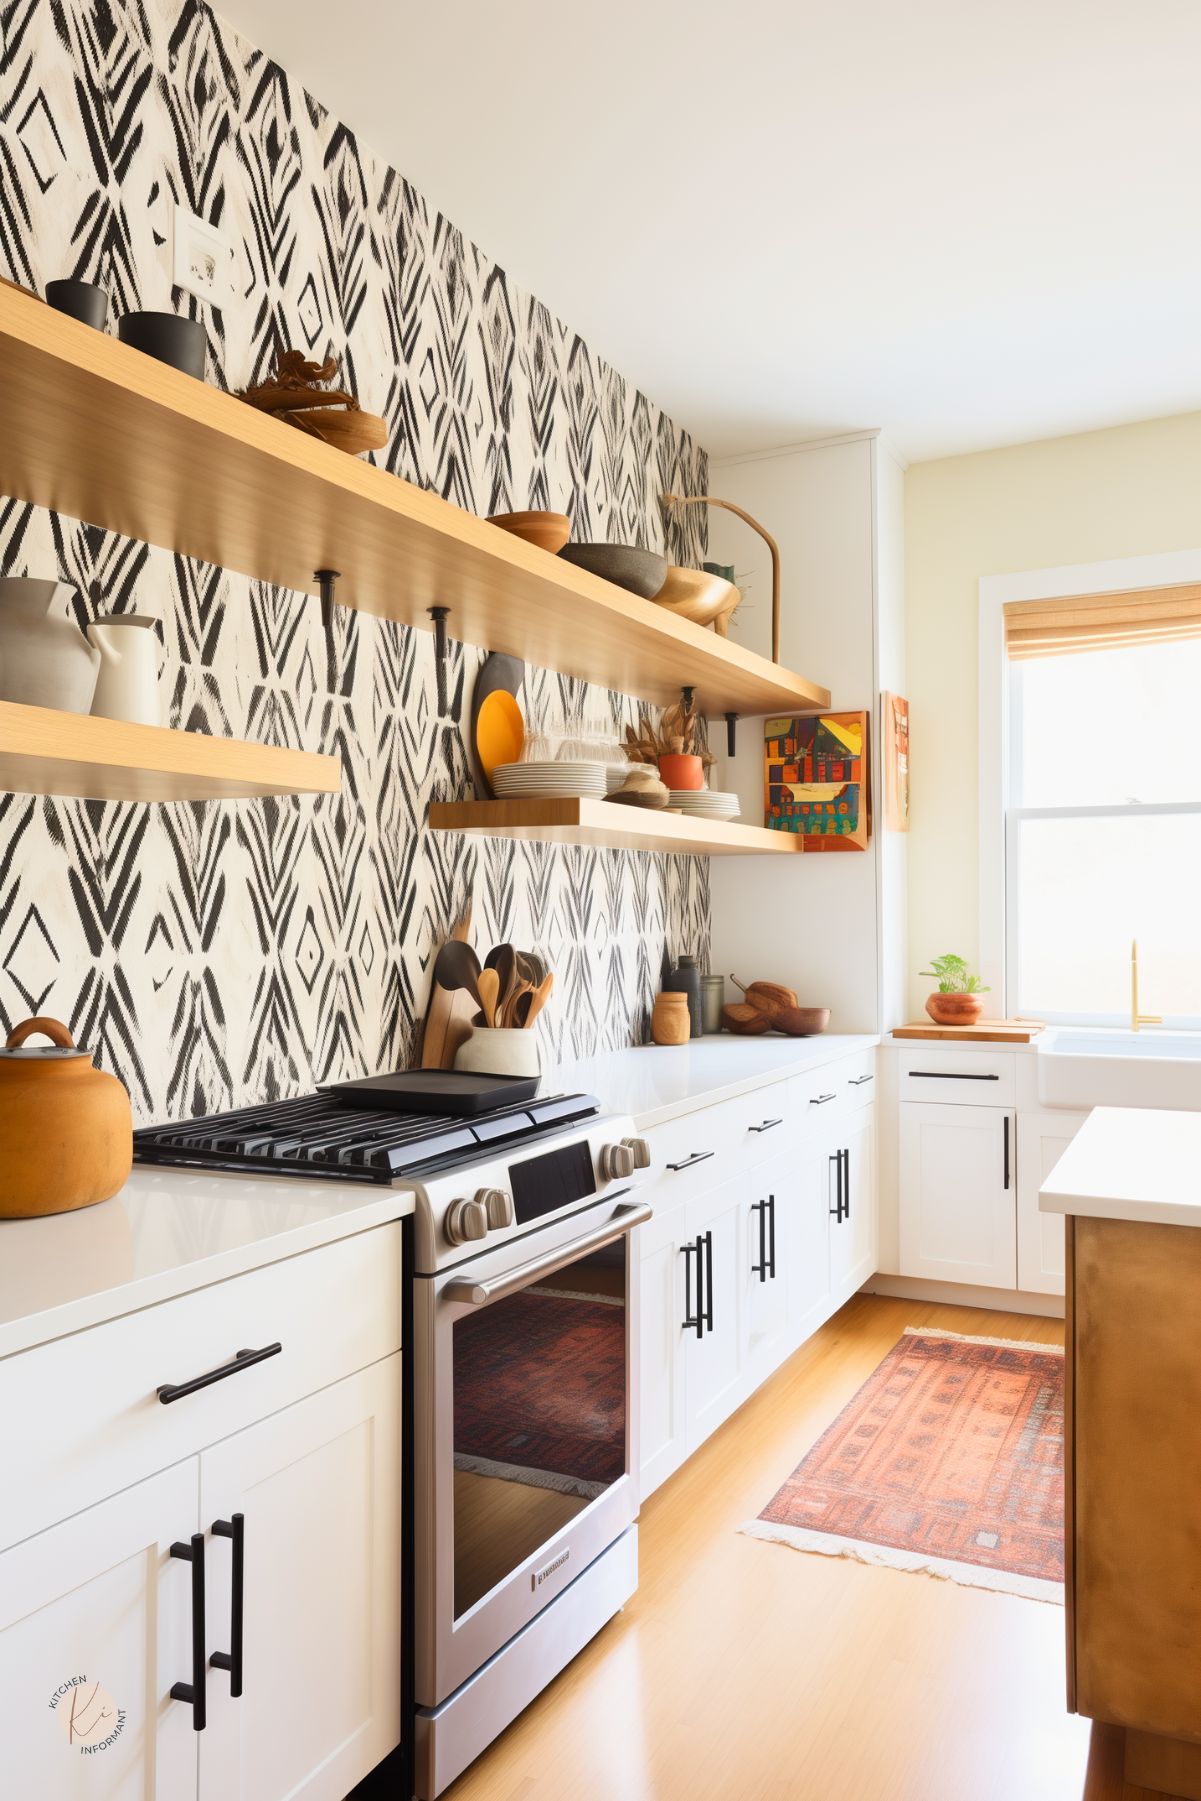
[893,1019,1045,1043]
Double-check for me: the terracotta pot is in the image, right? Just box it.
[925,992,985,1026]
[651,992,690,1046]
[658,753,704,791]
[0,1016,132,1217]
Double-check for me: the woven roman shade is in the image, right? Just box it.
[1004,583,1201,660]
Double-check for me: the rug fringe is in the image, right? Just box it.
[453,1452,606,1501]
[738,1519,1064,1606]
[902,1325,1064,1355]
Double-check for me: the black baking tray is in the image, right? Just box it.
[317,1069,541,1116]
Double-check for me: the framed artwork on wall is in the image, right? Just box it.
[763,711,870,852]
[882,691,910,832]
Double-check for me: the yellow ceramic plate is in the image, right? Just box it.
[476,689,525,785]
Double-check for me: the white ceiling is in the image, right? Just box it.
[220,0,1201,463]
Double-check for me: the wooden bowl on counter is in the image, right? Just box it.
[487,510,571,554]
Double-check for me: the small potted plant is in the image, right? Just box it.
[625,696,714,793]
[919,953,990,1026]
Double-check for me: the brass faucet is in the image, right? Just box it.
[1130,938,1163,1032]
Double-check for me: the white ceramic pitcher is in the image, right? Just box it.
[0,578,100,713]
[87,614,161,726]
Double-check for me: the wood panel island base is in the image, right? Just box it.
[1041,1108,1201,1801]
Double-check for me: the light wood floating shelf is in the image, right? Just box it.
[0,700,340,802]
[0,286,830,717]
[429,797,805,857]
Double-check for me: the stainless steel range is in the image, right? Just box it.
[134,1089,653,1798]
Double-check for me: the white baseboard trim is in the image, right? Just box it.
[861,1273,1066,1319]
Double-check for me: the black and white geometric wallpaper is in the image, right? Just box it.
[0,0,710,1123]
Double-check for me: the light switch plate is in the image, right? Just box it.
[172,205,234,305]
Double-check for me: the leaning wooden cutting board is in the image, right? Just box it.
[893,1019,1044,1043]
[419,903,477,1070]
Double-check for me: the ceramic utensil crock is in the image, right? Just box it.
[0,579,100,713]
[0,1016,132,1216]
[455,1027,542,1080]
[87,613,161,725]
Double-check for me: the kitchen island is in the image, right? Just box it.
[1041,1106,1201,1801]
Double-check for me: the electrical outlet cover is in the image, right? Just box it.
[172,206,234,306]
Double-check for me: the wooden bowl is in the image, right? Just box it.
[926,993,985,1026]
[773,1006,830,1037]
[487,510,571,554]
[290,407,388,456]
[652,566,741,636]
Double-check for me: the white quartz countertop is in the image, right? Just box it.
[1039,1106,1201,1228]
[0,1168,414,1360]
[550,1034,879,1129]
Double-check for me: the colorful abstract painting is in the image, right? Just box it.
[764,712,870,851]
[882,692,910,832]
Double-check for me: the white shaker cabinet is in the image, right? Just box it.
[830,1107,877,1294]
[636,1202,692,1497]
[0,1460,199,1801]
[683,1176,745,1453]
[899,1101,1017,1288]
[1015,1109,1087,1296]
[740,1148,794,1389]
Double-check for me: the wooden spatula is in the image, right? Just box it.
[521,972,554,1029]
[477,967,501,1029]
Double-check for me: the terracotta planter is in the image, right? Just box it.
[925,992,985,1026]
[658,752,704,791]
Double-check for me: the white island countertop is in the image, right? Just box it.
[551,1034,879,1129]
[0,1168,414,1359]
[1039,1106,1201,1229]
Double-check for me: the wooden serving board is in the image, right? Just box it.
[893,1019,1045,1043]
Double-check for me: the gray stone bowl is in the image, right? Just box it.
[558,543,668,599]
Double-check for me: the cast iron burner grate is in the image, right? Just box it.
[133,1091,598,1184]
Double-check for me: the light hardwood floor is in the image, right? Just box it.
[446,1292,1170,1801]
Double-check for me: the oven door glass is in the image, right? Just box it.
[452,1241,627,1618]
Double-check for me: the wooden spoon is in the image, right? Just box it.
[521,972,554,1029]
[501,979,533,1029]
[432,939,483,1009]
[476,967,501,1029]
[487,944,519,1014]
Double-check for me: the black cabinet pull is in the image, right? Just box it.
[810,1092,836,1106]
[767,1194,777,1279]
[751,1199,769,1281]
[666,1150,715,1173]
[908,1070,999,1081]
[210,1514,244,1697]
[703,1230,714,1333]
[749,1118,783,1134]
[170,1533,206,1731]
[842,1148,851,1220]
[848,1074,874,1086]
[681,1239,703,1339]
[829,1151,842,1219]
[1003,1116,1010,1191]
[158,1342,282,1404]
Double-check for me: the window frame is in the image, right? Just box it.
[977,549,1201,1028]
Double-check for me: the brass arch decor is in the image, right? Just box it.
[662,493,781,664]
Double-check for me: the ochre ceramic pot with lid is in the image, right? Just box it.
[0,1016,132,1217]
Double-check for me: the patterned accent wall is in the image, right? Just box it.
[0,0,710,1123]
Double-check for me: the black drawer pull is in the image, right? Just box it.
[908,1071,999,1081]
[159,1343,282,1405]
[170,1533,206,1731]
[681,1239,703,1338]
[848,1074,874,1086]
[810,1092,836,1106]
[749,1118,783,1134]
[210,1514,245,1697]
[666,1150,715,1173]
[1003,1116,1010,1191]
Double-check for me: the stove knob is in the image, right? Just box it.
[599,1142,636,1182]
[621,1136,651,1170]
[479,1186,514,1229]
[446,1197,489,1245]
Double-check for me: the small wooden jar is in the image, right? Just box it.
[651,991,690,1046]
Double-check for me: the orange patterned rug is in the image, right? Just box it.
[742,1328,1065,1603]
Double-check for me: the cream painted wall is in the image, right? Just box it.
[905,410,1201,1017]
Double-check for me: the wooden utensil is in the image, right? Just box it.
[420,903,475,1071]
[501,979,533,1029]
[521,972,554,1029]
[477,968,501,1029]
[486,944,519,1015]
[432,938,483,1007]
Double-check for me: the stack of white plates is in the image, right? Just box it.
[667,788,741,821]
[493,760,607,799]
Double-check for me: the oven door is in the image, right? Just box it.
[414,1192,648,1707]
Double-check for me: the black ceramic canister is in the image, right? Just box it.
[46,279,108,330]
[667,954,703,1039]
[117,311,206,379]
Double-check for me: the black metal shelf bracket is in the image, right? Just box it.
[428,606,451,715]
[314,568,340,633]
[724,711,738,756]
